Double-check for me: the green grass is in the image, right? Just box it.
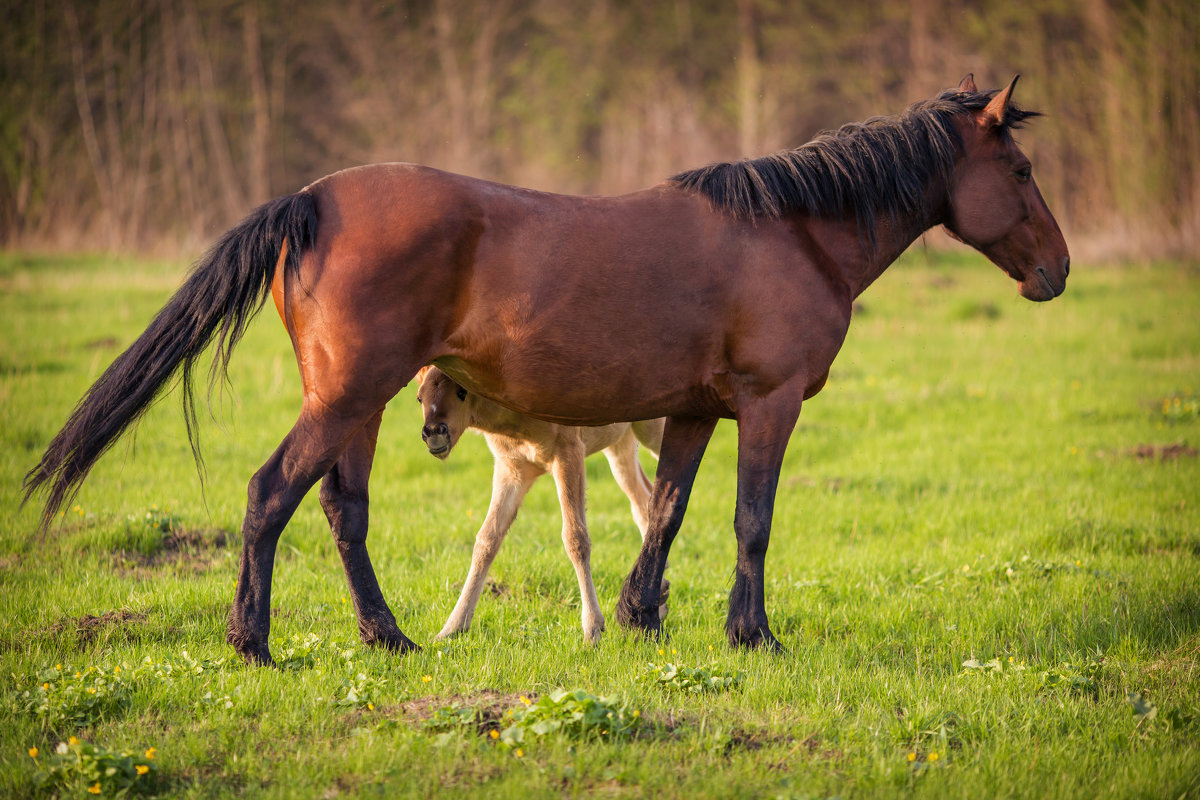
[1,250,1197,798]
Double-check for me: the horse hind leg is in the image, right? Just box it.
[227,404,381,665]
[319,409,418,653]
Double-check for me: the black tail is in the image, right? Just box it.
[23,192,318,530]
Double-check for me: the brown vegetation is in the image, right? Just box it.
[1,0,1197,259]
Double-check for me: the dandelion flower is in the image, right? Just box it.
[68,736,79,746]
[928,751,939,762]
[136,765,150,775]
[907,752,916,762]
[657,648,664,656]
[519,695,531,706]
[144,747,157,760]
[88,783,101,794]
[75,672,81,679]
[632,709,640,718]
[422,675,432,683]
[367,703,374,711]
[489,730,499,740]
[515,748,524,758]
[28,747,38,758]
[42,683,49,690]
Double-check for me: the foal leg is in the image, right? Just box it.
[550,438,606,643]
[602,430,654,536]
[435,458,541,639]
[319,409,418,653]
[615,415,718,636]
[227,406,371,666]
[726,394,803,651]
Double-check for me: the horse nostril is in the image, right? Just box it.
[422,423,448,441]
[1063,255,1070,277]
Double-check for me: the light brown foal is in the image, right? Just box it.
[417,366,664,643]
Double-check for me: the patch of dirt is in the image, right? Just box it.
[1129,443,1198,460]
[486,579,509,598]
[117,526,230,577]
[47,609,148,648]
[388,689,531,735]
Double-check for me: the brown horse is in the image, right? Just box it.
[24,75,1068,665]
[416,365,664,643]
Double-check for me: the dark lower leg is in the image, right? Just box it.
[320,411,418,653]
[615,415,716,635]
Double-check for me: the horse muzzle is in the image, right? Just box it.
[1019,257,1069,302]
[422,422,453,458]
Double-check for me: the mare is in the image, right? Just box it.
[24,75,1069,665]
[416,365,665,643]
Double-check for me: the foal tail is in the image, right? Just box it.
[23,192,318,531]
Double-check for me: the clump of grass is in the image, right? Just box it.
[497,690,640,747]
[11,665,132,731]
[642,662,744,693]
[27,738,158,797]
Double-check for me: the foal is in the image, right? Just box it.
[416,366,665,643]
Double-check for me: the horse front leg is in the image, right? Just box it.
[727,393,803,651]
[436,458,540,639]
[319,409,418,654]
[615,415,718,636]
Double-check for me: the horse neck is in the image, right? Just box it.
[810,181,949,299]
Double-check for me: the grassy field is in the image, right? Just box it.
[0,250,1197,799]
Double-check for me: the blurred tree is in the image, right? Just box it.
[0,0,1196,258]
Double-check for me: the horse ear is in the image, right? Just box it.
[983,74,1020,127]
[957,73,977,93]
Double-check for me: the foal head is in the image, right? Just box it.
[416,366,471,459]
[942,74,1070,302]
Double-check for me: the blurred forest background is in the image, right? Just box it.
[2,0,1198,260]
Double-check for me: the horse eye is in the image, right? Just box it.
[456,387,468,401]
[1015,165,1032,182]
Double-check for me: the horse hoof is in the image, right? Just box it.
[365,628,421,654]
[727,625,785,653]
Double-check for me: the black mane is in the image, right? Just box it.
[670,87,1040,233]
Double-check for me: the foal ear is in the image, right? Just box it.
[982,74,1020,128]
[957,73,977,93]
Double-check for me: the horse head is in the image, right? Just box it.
[416,365,471,459]
[943,74,1070,302]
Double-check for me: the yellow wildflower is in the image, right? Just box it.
[657,648,664,656]
[421,675,432,683]
[68,736,79,746]
[28,747,38,758]
[519,695,531,706]
[88,783,101,794]
[632,709,640,718]
[515,748,524,758]
[74,672,81,679]
[928,751,939,762]
[42,683,49,690]
[907,752,916,762]
[489,730,499,740]
[136,765,150,775]
[367,703,374,711]
[144,747,157,760]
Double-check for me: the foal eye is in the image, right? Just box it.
[456,387,468,401]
